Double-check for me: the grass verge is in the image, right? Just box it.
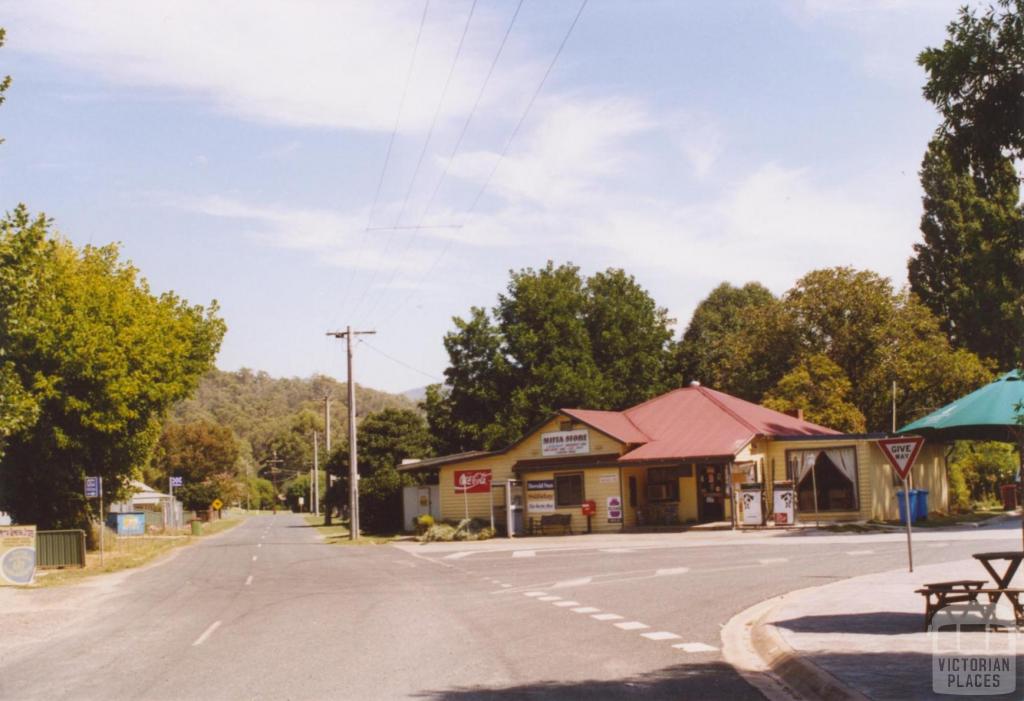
[32,512,247,587]
[301,515,406,545]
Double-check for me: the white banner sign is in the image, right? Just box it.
[541,429,590,456]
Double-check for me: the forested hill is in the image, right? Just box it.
[170,369,418,466]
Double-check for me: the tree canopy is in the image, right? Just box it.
[0,207,225,529]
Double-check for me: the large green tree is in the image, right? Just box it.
[148,419,241,489]
[763,354,867,433]
[427,262,675,453]
[919,0,1024,175]
[0,27,10,145]
[0,207,225,529]
[909,138,1023,369]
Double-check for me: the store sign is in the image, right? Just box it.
[0,525,36,586]
[598,474,617,485]
[541,429,589,456]
[607,495,623,523]
[454,470,492,494]
[526,480,555,513]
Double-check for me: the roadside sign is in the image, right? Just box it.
[877,437,925,480]
[84,476,100,498]
[211,498,223,511]
[0,525,36,586]
[169,476,183,488]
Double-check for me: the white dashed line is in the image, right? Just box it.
[513,550,536,558]
[642,631,682,641]
[614,621,649,631]
[553,600,580,607]
[673,642,718,653]
[443,552,473,560]
[252,555,258,562]
[592,613,623,621]
[758,558,787,565]
[257,543,263,548]
[656,567,690,576]
[572,607,600,614]
[553,577,592,588]
[601,548,634,553]
[191,621,222,647]
[847,550,874,556]
[538,596,561,602]
[524,592,547,597]
[245,575,253,586]
[500,584,512,588]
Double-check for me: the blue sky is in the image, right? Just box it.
[0,0,972,393]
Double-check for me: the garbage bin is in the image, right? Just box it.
[1000,484,1018,511]
[190,520,203,536]
[914,489,929,521]
[896,490,919,525]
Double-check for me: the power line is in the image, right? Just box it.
[338,0,431,324]
[373,0,587,330]
[359,338,443,382]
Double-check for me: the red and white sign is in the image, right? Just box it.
[876,437,925,481]
[454,469,492,494]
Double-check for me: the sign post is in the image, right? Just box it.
[877,437,925,573]
[85,476,103,566]
[169,476,183,530]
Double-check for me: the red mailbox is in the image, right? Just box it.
[581,500,597,516]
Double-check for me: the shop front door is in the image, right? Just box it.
[698,464,725,522]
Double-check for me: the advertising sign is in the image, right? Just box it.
[526,480,555,513]
[541,429,589,457]
[0,525,36,586]
[454,469,492,494]
[740,484,763,526]
[773,482,794,525]
[607,495,623,523]
[84,476,100,498]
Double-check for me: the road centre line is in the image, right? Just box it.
[252,555,258,561]
[245,575,253,586]
[524,591,547,597]
[614,621,649,631]
[758,558,787,564]
[553,577,592,588]
[537,596,561,602]
[572,606,600,614]
[553,600,580,607]
[847,550,875,556]
[513,550,536,558]
[592,613,623,621]
[655,567,689,576]
[673,642,718,653]
[443,552,473,560]
[642,631,682,641]
[191,621,222,647]
[257,543,262,548]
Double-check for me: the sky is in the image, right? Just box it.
[0,0,976,394]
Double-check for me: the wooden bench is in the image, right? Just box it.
[531,514,573,536]
[916,581,1024,630]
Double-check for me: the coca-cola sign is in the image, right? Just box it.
[454,470,492,493]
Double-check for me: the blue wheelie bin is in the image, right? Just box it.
[914,489,929,521]
[896,490,919,524]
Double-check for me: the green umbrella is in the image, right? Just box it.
[899,370,1023,547]
[898,370,1024,443]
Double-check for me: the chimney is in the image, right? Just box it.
[784,408,804,421]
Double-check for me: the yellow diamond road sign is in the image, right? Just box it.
[211,498,223,510]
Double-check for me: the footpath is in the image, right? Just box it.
[727,555,1024,700]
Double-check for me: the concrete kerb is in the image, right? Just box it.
[722,585,869,701]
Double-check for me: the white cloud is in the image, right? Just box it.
[2,0,534,132]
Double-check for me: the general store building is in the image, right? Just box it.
[401,383,949,533]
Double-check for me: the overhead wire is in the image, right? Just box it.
[358,338,443,382]
[373,0,587,331]
[338,0,431,324]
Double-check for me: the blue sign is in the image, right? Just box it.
[84,476,100,498]
[170,476,183,488]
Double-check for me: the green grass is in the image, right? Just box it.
[32,512,247,587]
[301,515,406,545]
[898,509,1005,528]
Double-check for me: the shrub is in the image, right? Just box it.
[418,518,495,542]
[413,514,434,534]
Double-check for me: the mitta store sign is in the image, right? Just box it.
[454,470,492,494]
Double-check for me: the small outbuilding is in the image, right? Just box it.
[400,383,949,533]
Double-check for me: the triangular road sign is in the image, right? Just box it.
[877,437,925,480]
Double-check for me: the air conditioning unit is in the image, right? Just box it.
[647,483,670,501]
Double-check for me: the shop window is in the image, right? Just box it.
[787,448,858,512]
[555,473,584,507]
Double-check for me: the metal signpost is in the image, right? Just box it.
[877,436,925,572]
[169,476,183,530]
[85,476,104,566]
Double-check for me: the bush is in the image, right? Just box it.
[413,514,434,534]
[419,518,494,542]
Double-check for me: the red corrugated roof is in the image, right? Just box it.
[564,385,839,463]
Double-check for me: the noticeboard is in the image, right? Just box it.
[0,525,36,585]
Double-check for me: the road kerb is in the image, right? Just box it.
[721,589,869,701]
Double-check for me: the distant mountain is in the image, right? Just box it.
[402,386,428,404]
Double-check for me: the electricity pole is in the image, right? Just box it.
[265,451,283,514]
[324,395,332,525]
[326,326,376,541]
[312,430,320,516]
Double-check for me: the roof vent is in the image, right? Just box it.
[689,380,701,387]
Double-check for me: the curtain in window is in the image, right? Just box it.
[795,451,819,482]
[822,447,857,485]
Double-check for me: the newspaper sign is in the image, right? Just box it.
[526,480,555,513]
[877,437,925,480]
[84,476,100,498]
[0,525,36,585]
[541,429,589,457]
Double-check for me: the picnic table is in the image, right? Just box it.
[972,551,1024,627]
[915,580,987,629]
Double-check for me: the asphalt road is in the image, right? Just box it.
[3,514,1021,700]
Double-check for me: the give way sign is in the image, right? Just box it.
[876,437,925,480]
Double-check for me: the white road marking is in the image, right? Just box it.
[513,550,536,558]
[642,631,682,641]
[257,543,263,548]
[538,596,561,602]
[572,606,600,614]
[553,577,592,588]
[500,584,512,588]
[601,548,634,553]
[444,552,473,560]
[656,567,690,576]
[553,600,580,607]
[592,613,623,621]
[191,621,222,647]
[673,642,718,653]
[252,555,258,562]
[614,621,649,631]
[245,575,253,586]
[524,591,547,597]
[758,558,787,565]
[846,550,874,556]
